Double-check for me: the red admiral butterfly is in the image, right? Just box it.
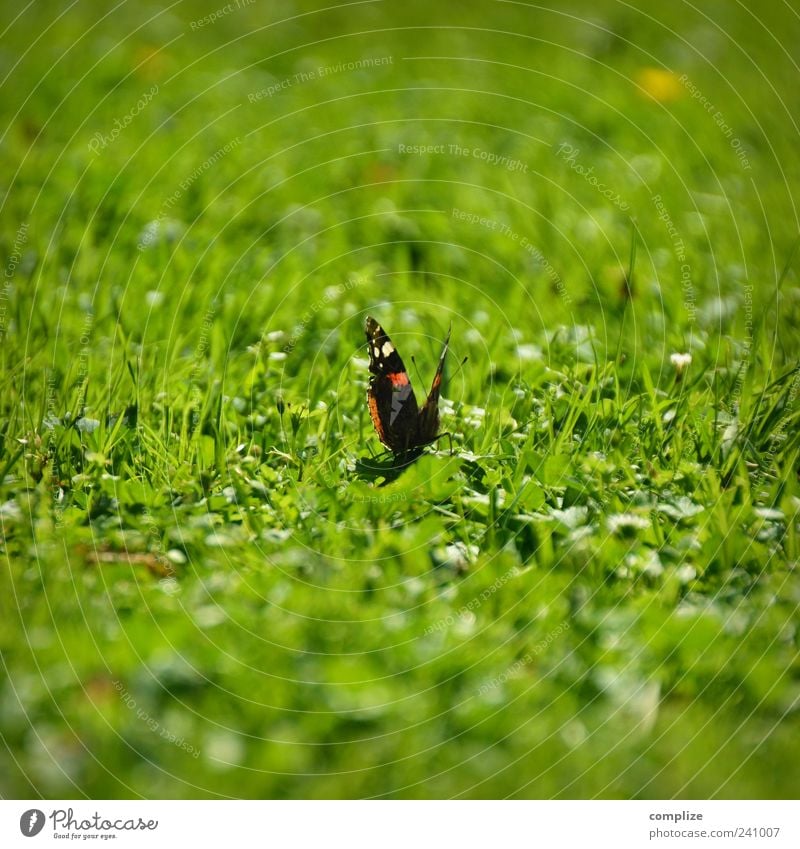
[365,315,451,456]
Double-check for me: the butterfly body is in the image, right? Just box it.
[365,316,450,456]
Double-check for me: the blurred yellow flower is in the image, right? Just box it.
[133,45,171,80]
[635,67,684,103]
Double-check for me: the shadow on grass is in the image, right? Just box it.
[353,450,424,486]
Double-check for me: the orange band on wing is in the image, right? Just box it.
[368,393,388,445]
[388,372,410,386]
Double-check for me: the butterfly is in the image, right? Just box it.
[365,315,451,457]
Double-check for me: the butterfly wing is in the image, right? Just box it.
[365,316,419,454]
[416,325,451,445]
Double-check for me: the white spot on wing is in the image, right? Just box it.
[382,341,394,357]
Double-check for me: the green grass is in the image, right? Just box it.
[1,0,799,798]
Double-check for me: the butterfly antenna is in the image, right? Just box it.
[451,355,469,377]
[410,355,425,386]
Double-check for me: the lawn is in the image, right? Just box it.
[1,0,799,799]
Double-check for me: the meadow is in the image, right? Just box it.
[1,0,799,798]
